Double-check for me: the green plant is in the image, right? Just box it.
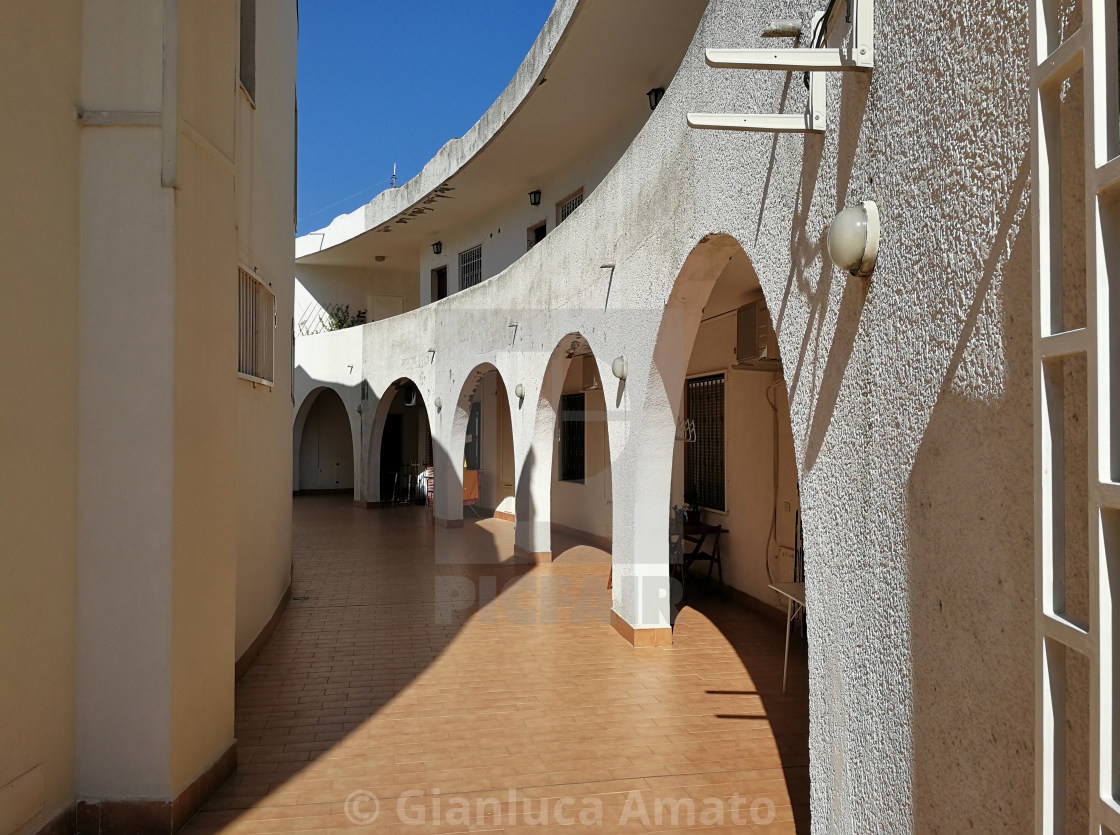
[324,303,367,330]
[295,303,367,336]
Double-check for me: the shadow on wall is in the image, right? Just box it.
[775,70,871,476]
[907,165,1037,830]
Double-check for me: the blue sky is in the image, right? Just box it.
[297,1,554,237]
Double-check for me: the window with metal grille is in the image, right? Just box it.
[559,393,585,482]
[556,189,584,224]
[459,245,482,289]
[238,266,274,384]
[685,375,725,511]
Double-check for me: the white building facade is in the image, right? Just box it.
[293,0,1116,832]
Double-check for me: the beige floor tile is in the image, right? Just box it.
[181,496,810,834]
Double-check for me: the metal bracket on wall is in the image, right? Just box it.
[687,1,874,134]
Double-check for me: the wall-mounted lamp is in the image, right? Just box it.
[612,356,627,380]
[827,201,879,276]
[431,241,442,255]
[528,190,542,206]
[434,397,442,413]
[514,383,525,400]
[647,87,666,110]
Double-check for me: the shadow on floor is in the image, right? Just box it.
[183,494,809,833]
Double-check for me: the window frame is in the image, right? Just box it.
[558,392,586,483]
[556,188,584,225]
[238,0,257,106]
[237,265,275,386]
[458,244,483,291]
[684,373,725,512]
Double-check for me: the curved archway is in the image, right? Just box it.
[367,377,434,506]
[293,387,356,493]
[435,363,516,526]
[515,333,613,562]
[637,233,809,831]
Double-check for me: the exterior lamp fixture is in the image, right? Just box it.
[827,201,879,276]
[434,397,442,413]
[514,383,525,400]
[431,241,442,255]
[647,87,666,110]
[612,356,627,380]
[528,190,542,206]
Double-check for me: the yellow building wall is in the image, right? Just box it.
[170,134,239,792]
[169,0,296,792]
[233,3,297,661]
[0,2,82,832]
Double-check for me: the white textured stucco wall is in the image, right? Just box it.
[294,0,1037,830]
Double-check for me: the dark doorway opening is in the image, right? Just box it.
[431,266,448,301]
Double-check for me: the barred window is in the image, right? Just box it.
[557,189,584,224]
[459,245,482,289]
[685,375,724,511]
[238,266,275,384]
[559,393,585,482]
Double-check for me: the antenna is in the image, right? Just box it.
[390,163,397,188]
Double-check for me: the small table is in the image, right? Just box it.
[769,581,805,694]
[682,523,727,599]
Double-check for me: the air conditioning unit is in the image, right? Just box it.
[736,300,782,371]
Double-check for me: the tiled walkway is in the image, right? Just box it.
[183,495,809,834]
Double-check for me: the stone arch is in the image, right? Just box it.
[292,386,359,494]
[434,362,517,526]
[614,232,800,633]
[366,377,435,505]
[515,332,614,562]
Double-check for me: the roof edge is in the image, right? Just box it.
[296,0,580,259]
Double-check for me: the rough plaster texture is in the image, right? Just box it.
[294,0,1038,830]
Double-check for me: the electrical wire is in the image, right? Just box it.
[803,0,846,88]
[764,376,782,584]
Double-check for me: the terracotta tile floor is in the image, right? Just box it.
[182,495,809,834]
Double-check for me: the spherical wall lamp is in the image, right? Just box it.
[528,190,542,206]
[434,397,442,413]
[612,356,627,380]
[826,201,879,276]
[431,241,442,255]
[647,87,666,110]
[514,383,526,400]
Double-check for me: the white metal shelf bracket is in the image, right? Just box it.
[687,1,874,135]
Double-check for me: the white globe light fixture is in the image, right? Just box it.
[612,356,627,380]
[827,200,879,276]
